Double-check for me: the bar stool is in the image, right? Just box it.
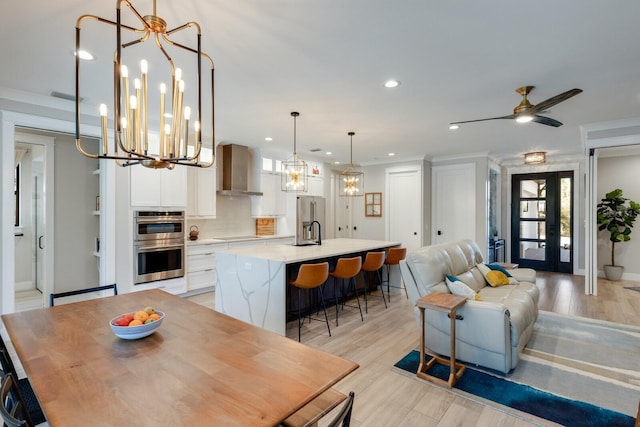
[360,251,387,313]
[382,247,408,301]
[329,257,363,326]
[289,262,331,342]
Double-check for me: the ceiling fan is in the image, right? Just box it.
[450,86,583,128]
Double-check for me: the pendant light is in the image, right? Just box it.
[75,0,215,169]
[339,131,364,197]
[281,112,309,192]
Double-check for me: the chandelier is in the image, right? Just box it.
[339,131,364,197]
[281,112,308,192]
[75,0,215,169]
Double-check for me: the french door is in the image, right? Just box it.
[511,171,573,273]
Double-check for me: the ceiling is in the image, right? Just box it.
[3,0,640,165]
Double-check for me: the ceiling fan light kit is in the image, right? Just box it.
[449,86,582,128]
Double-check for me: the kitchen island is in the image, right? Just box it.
[215,238,401,335]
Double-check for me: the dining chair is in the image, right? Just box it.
[289,262,331,342]
[327,391,355,427]
[382,247,408,301]
[329,257,363,326]
[0,373,32,427]
[359,251,387,312]
[0,337,44,425]
[49,283,118,306]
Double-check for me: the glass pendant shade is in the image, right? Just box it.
[339,132,364,197]
[281,112,308,192]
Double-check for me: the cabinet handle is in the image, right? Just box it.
[205,268,213,272]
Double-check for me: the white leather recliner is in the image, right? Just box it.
[399,239,539,373]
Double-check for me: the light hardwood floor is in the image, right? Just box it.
[187,272,640,427]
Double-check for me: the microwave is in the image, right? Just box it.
[134,211,185,242]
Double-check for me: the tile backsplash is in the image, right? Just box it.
[187,196,255,238]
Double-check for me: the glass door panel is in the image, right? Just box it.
[512,171,573,272]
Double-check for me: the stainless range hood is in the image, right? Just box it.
[216,144,263,196]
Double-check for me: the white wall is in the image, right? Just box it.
[596,154,640,276]
[357,164,386,240]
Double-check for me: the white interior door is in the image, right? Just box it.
[385,166,422,249]
[432,163,476,244]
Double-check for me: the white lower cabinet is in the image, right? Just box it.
[186,242,227,292]
[132,277,187,295]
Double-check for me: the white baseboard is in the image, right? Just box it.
[597,269,640,282]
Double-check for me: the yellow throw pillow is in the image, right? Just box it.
[485,270,509,287]
[477,262,518,286]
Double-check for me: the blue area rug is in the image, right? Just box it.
[394,350,635,427]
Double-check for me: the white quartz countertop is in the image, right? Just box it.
[187,235,294,245]
[217,238,401,263]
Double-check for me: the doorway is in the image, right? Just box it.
[511,171,573,272]
[13,133,54,311]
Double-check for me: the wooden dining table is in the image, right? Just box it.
[1,289,359,426]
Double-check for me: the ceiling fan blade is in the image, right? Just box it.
[532,115,563,127]
[530,88,582,114]
[450,114,515,125]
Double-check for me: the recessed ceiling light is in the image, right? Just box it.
[334,161,340,165]
[384,79,400,88]
[325,151,332,155]
[265,137,272,141]
[449,124,459,130]
[75,50,94,60]
[388,152,395,156]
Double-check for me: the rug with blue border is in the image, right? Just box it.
[394,349,635,427]
[395,311,640,426]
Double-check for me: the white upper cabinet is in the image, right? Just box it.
[130,166,187,207]
[187,166,216,218]
[251,171,287,217]
[307,175,324,197]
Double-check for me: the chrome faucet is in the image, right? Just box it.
[308,220,322,245]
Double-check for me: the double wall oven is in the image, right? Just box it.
[134,211,185,284]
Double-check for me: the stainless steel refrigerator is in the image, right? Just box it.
[295,196,325,246]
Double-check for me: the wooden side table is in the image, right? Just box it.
[416,292,467,388]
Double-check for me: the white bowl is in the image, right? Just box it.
[109,310,165,340]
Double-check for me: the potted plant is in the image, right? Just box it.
[596,188,640,280]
